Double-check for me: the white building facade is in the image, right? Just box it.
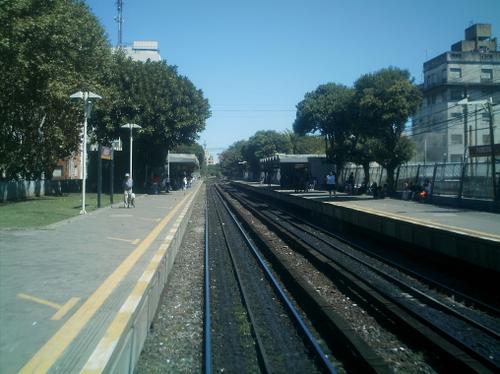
[122,40,161,62]
[412,24,500,163]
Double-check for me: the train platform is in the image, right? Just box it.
[0,182,202,374]
[233,181,500,272]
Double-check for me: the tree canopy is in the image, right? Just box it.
[219,140,248,178]
[294,83,354,169]
[242,130,292,175]
[0,0,111,179]
[354,67,421,189]
[0,1,211,182]
[97,53,210,181]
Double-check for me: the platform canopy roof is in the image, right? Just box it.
[260,153,326,164]
[167,153,199,166]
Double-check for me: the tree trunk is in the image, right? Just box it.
[386,166,395,195]
[362,162,370,187]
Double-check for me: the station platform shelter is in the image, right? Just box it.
[166,153,199,190]
[259,154,335,189]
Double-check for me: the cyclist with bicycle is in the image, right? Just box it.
[123,173,135,208]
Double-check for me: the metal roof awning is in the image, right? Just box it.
[260,153,327,164]
[167,153,199,166]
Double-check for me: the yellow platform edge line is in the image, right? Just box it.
[332,201,500,242]
[19,189,195,374]
[81,184,200,373]
[51,297,81,321]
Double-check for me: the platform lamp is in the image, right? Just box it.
[121,123,142,192]
[70,91,102,214]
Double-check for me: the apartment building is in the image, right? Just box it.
[412,24,500,163]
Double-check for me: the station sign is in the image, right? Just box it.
[468,144,500,157]
[100,146,113,160]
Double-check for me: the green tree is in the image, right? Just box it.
[97,53,211,184]
[284,130,324,154]
[219,140,248,178]
[354,67,421,191]
[0,0,112,180]
[293,83,354,171]
[242,130,292,177]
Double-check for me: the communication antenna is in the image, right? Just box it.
[115,0,124,48]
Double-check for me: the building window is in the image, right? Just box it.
[451,112,462,119]
[449,68,462,79]
[450,88,463,100]
[483,134,491,144]
[480,69,493,82]
[450,154,463,162]
[482,112,490,121]
[431,95,436,104]
[451,134,463,145]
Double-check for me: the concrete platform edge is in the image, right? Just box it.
[80,183,203,374]
[233,182,500,273]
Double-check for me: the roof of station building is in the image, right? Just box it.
[260,153,327,164]
[167,153,199,166]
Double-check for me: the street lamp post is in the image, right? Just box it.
[458,96,497,201]
[121,123,142,192]
[70,91,102,214]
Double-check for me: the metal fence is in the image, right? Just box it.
[340,160,499,200]
[0,179,82,202]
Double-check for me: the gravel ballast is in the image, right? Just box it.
[136,186,206,373]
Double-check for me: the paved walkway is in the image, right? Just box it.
[248,182,500,241]
[0,185,200,373]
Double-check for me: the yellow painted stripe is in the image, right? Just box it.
[335,201,500,242]
[51,297,80,321]
[18,293,62,310]
[81,184,200,373]
[19,191,194,374]
[106,237,139,244]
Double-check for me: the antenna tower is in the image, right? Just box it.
[115,0,123,48]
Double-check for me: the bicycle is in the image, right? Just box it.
[124,190,135,208]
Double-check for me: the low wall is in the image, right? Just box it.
[0,180,81,202]
[233,182,500,273]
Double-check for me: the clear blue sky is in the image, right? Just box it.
[85,0,500,157]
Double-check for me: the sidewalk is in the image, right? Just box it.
[0,185,201,373]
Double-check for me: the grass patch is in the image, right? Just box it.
[0,193,122,229]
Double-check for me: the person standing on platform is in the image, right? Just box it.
[326,171,336,199]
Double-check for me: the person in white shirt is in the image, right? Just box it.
[326,171,336,198]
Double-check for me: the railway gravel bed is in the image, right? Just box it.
[222,184,437,372]
[136,186,205,373]
[208,185,322,373]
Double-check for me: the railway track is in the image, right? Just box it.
[222,183,500,372]
[204,184,336,373]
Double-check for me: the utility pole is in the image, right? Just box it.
[116,0,124,48]
[486,99,497,201]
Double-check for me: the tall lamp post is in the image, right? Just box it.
[70,91,102,214]
[458,96,497,201]
[121,123,142,192]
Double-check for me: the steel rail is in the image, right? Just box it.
[211,190,274,373]
[214,187,337,374]
[225,186,497,372]
[271,197,500,317]
[204,199,212,374]
[257,203,500,341]
[238,185,500,317]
